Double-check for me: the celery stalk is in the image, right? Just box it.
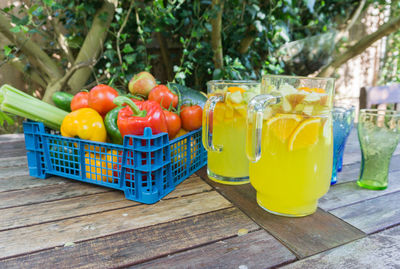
[0,84,68,130]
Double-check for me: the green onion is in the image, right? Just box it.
[0,84,68,130]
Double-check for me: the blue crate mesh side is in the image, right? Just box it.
[169,129,207,185]
[170,136,189,183]
[23,121,47,178]
[47,136,80,176]
[82,141,123,187]
[123,166,173,204]
[23,121,206,204]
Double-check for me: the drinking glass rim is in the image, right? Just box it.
[359,109,400,116]
[262,74,335,82]
[334,105,356,112]
[206,80,260,86]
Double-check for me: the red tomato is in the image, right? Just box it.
[180,105,203,131]
[70,91,89,111]
[88,84,119,116]
[163,110,182,139]
[148,85,178,109]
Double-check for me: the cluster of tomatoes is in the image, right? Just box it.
[69,83,203,140]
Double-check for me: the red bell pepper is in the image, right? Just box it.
[113,96,168,136]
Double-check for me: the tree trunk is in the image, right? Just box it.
[67,0,118,93]
[318,15,400,77]
[0,13,63,82]
[211,0,224,69]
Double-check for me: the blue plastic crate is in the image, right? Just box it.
[22,121,207,204]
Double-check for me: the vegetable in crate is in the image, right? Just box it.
[61,108,107,142]
[163,110,181,139]
[167,83,207,108]
[0,84,68,130]
[71,91,89,111]
[128,71,157,97]
[52,92,73,112]
[113,96,168,136]
[180,105,203,131]
[104,106,123,144]
[88,84,119,116]
[85,150,118,183]
[148,85,178,109]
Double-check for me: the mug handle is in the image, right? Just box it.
[246,94,281,163]
[202,94,224,152]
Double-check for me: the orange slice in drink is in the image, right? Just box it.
[227,86,246,93]
[288,118,321,151]
[266,114,303,142]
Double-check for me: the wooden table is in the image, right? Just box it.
[0,130,399,268]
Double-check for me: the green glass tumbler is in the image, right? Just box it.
[357,109,400,190]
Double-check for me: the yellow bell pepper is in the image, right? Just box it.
[61,108,107,142]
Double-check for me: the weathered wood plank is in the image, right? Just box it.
[337,154,400,184]
[135,230,296,269]
[0,156,27,169]
[0,208,263,268]
[281,225,400,269]
[329,190,400,234]
[0,133,24,143]
[197,167,365,258]
[0,191,232,259]
[0,167,29,179]
[320,170,400,211]
[0,176,211,231]
[1,148,27,158]
[0,181,110,209]
[0,175,70,193]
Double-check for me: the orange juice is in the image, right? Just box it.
[203,81,260,185]
[246,76,335,216]
[207,102,248,184]
[249,114,332,216]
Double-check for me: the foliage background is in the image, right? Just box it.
[0,0,399,133]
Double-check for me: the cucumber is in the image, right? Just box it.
[167,83,207,108]
[52,92,73,112]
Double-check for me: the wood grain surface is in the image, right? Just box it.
[282,225,400,269]
[330,189,400,234]
[0,129,399,268]
[0,208,265,268]
[197,167,365,259]
[320,170,400,211]
[135,230,296,269]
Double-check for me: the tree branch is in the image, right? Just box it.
[3,56,47,87]
[211,0,224,69]
[44,6,75,65]
[43,59,98,102]
[67,0,118,93]
[156,32,173,81]
[116,0,135,67]
[335,0,367,43]
[318,15,400,77]
[0,11,63,81]
[238,25,256,54]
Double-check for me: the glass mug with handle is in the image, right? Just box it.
[246,75,335,217]
[202,80,260,185]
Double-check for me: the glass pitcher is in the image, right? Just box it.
[202,80,260,185]
[246,75,335,217]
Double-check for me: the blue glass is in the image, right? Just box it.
[331,106,355,185]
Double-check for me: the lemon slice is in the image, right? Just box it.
[227,86,246,93]
[266,114,303,142]
[288,118,321,151]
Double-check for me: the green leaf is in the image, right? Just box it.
[4,45,11,56]
[122,44,134,53]
[10,26,20,33]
